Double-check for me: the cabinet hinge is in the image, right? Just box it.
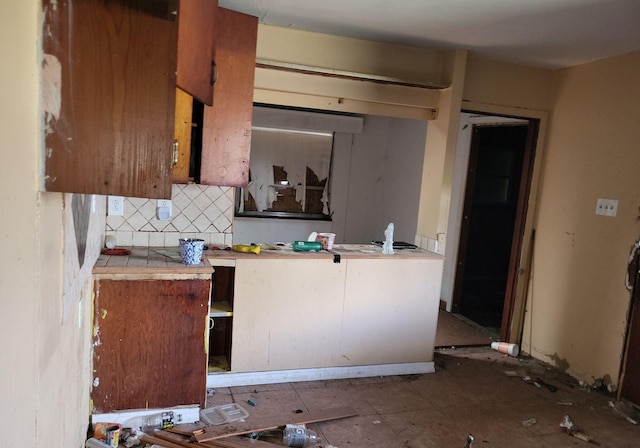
[172,139,179,167]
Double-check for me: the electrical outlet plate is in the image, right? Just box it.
[595,198,618,217]
[107,196,124,216]
[157,199,172,220]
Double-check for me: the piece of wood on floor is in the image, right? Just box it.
[140,433,191,448]
[194,406,358,443]
[167,422,208,436]
[201,436,283,447]
[152,430,196,447]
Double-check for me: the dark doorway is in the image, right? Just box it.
[619,245,640,406]
[452,122,536,337]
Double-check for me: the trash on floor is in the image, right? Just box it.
[559,414,600,445]
[283,423,320,447]
[535,377,558,392]
[608,400,639,425]
[200,403,249,426]
[108,406,359,447]
[521,418,537,427]
[463,434,474,448]
[490,341,519,357]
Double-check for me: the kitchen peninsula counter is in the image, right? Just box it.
[206,243,444,261]
[91,245,444,388]
[207,243,445,387]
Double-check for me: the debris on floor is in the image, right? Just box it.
[90,406,357,447]
[283,423,320,447]
[535,377,558,392]
[463,434,474,448]
[608,400,639,425]
[559,414,600,445]
[521,418,537,427]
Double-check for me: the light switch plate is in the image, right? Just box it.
[107,196,124,216]
[595,198,618,217]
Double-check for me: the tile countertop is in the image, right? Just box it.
[92,244,443,276]
[93,246,213,278]
[206,243,444,261]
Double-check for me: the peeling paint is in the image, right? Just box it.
[247,129,332,213]
[564,232,575,248]
[548,352,571,371]
[42,53,62,139]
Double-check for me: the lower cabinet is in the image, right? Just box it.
[208,266,235,372]
[228,257,443,373]
[91,277,211,413]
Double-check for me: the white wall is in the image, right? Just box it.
[233,114,427,245]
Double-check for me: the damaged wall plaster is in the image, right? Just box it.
[246,129,333,214]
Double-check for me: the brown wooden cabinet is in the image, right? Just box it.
[43,0,177,199]
[177,0,219,106]
[91,277,210,413]
[42,0,218,199]
[173,8,258,187]
[200,8,258,187]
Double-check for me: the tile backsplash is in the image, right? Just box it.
[106,183,234,248]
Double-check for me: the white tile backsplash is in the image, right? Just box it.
[106,183,234,248]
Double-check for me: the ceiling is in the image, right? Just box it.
[219,0,640,70]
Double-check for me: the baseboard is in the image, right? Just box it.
[206,362,435,388]
[92,404,200,426]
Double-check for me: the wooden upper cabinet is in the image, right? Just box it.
[177,0,218,106]
[200,8,258,187]
[42,0,178,199]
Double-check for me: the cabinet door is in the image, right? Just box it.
[172,88,194,184]
[177,0,218,106]
[92,279,210,413]
[200,8,258,187]
[341,259,442,365]
[231,259,346,372]
[42,0,176,199]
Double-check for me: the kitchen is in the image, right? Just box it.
[52,0,448,418]
[5,1,640,447]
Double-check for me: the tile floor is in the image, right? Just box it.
[205,348,640,448]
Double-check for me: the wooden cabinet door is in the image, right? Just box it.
[177,0,218,106]
[42,0,177,199]
[200,8,258,187]
[92,279,210,413]
[172,88,194,184]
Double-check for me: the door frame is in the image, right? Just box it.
[441,102,548,346]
